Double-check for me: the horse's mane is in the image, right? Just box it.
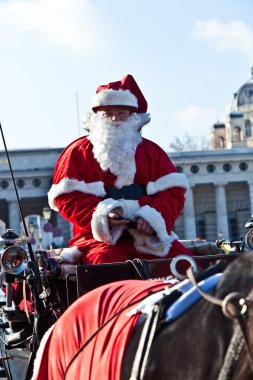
[216,252,253,298]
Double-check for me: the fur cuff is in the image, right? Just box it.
[59,246,83,263]
[146,173,189,196]
[130,205,178,257]
[91,198,126,244]
[48,178,106,211]
[134,205,170,241]
[119,199,139,218]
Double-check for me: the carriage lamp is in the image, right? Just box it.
[245,216,253,229]
[1,245,28,274]
[245,229,253,250]
[245,216,253,250]
[0,228,22,245]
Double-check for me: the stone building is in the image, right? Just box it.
[172,148,253,242]
[0,147,71,247]
[211,67,253,150]
[173,67,253,242]
[0,68,253,247]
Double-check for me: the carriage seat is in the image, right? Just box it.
[38,240,227,308]
[41,240,221,281]
[41,240,222,289]
[42,239,221,280]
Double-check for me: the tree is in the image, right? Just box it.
[169,133,210,152]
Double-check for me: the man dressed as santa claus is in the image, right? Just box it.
[48,74,191,264]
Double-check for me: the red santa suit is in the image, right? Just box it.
[48,134,190,263]
[47,74,190,264]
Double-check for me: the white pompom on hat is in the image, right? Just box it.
[92,74,148,114]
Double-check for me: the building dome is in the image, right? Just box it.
[235,67,253,108]
[229,111,243,118]
[212,121,225,128]
[211,67,253,150]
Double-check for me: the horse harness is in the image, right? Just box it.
[62,267,253,380]
[187,267,253,380]
[129,289,179,380]
[130,268,253,380]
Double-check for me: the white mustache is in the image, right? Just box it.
[102,120,124,129]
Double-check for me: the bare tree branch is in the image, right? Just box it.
[169,134,210,152]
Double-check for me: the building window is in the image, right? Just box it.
[223,163,232,172]
[176,166,183,173]
[245,120,252,138]
[0,180,9,189]
[207,164,216,173]
[216,137,224,149]
[229,218,238,240]
[16,179,25,188]
[190,165,199,174]
[196,219,206,239]
[239,162,248,171]
[233,126,242,142]
[33,178,41,187]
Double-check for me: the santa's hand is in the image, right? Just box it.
[136,217,154,236]
[108,207,128,227]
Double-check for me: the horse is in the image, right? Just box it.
[31,252,253,380]
[122,252,253,380]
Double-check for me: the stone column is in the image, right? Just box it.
[183,186,197,239]
[248,181,253,216]
[215,183,229,240]
[8,200,21,235]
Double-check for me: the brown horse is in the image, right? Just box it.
[32,252,253,380]
[122,252,253,380]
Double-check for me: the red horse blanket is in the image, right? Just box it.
[32,279,170,380]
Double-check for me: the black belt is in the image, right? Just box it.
[104,184,147,200]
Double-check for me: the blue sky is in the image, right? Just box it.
[0,0,252,152]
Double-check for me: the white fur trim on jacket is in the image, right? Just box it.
[59,246,83,263]
[91,198,126,245]
[146,173,189,196]
[120,199,139,218]
[48,177,106,211]
[129,205,178,257]
[92,89,138,110]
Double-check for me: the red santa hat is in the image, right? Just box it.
[92,74,148,113]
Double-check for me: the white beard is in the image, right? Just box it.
[84,112,143,188]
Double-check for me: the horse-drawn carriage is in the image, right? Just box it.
[1,122,253,379]
[0,217,253,380]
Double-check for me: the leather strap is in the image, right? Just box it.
[129,303,161,380]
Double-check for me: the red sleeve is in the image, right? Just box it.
[55,192,100,236]
[52,138,104,236]
[53,138,97,184]
[136,141,186,233]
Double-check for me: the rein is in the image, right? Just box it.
[129,303,162,380]
[186,266,253,379]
